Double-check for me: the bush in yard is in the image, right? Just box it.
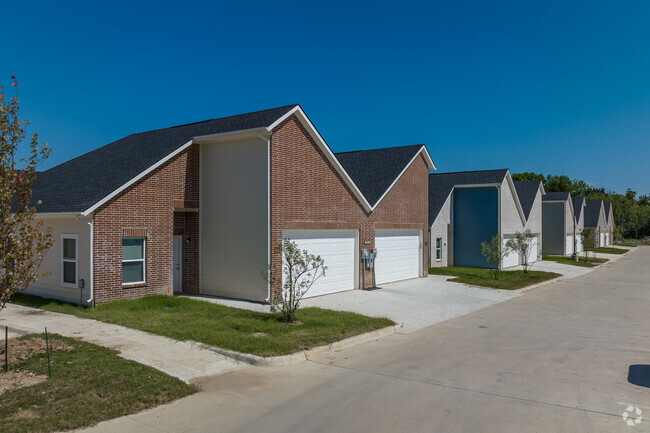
[505,230,537,273]
[481,235,509,280]
[264,240,327,323]
[1,77,53,313]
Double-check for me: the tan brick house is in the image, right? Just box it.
[27,105,434,305]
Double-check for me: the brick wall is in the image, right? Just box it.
[93,145,199,305]
[269,115,429,301]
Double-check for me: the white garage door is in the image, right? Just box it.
[502,237,519,268]
[600,233,605,247]
[605,233,610,245]
[282,230,357,298]
[575,234,583,253]
[565,235,574,256]
[526,236,539,264]
[374,230,420,285]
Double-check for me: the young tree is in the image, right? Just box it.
[579,227,596,262]
[481,235,509,280]
[1,78,53,312]
[505,230,536,273]
[264,240,327,323]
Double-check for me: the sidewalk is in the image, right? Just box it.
[0,304,242,383]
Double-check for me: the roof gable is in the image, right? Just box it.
[335,145,426,207]
[32,105,299,214]
[584,199,605,227]
[603,201,613,224]
[573,196,586,221]
[514,180,543,220]
[428,169,508,225]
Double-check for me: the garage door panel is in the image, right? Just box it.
[526,236,539,263]
[375,230,420,285]
[282,230,357,298]
[502,237,519,268]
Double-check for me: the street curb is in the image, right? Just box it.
[517,275,566,293]
[194,324,401,367]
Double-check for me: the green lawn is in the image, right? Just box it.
[428,267,561,290]
[542,254,609,267]
[10,295,394,357]
[0,334,195,433]
[586,247,629,255]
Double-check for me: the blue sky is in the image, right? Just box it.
[4,0,649,194]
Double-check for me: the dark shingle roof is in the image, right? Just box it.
[428,169,508,225]
[514,180,543,220]
[573,196,586,221]
[542,191,571,202]
[32,105,298,213]
[603,201,612,224]
[584,199,604,228]
[335,145,424,207]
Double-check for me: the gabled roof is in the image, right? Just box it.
[542,191,571,202]
[32,105,299,214]
[32,104,435,216]
[428,169,509,225]
[573,196,586,221]
[335,145,428,207]
[604,201,612,224]
[514,180,544,220]
[584,199,604,228]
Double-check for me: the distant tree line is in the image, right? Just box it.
[512,173,650,239]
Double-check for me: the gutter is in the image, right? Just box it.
[76,214,94,306]
[258,130,271,303]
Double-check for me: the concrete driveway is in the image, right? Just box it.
[83,247,650,432]
[301,276,519,332]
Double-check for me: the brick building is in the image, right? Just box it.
[27,105,434,305]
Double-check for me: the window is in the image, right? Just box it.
[61,234,78,287]
[435,237,442,261]
[122,238,146,284]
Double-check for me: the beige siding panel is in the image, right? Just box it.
[500,177,525,238]
[24,217,91,305]
[199,137,268,302]
[429,192,452,267]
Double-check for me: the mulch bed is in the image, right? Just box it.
[0,337,74,395]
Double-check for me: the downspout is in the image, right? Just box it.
[76,214,94,307]
[258,130,271,303]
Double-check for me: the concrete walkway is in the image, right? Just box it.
[0,304,242,383]
[80,246,650,433]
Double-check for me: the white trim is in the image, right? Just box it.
[257,131,272,302]
[122,237,146,285]
[191,127,267,143]
[454,183,501,188]
[270,106,373,211]
[81,140,195,216]
[435,237,443,262]
[60,233,79,288]
[271,107,437,212]
[370,145,436,209]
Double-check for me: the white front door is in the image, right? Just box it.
[565,235,574,256]
[374,229,421,284]
[173,236,182,293]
